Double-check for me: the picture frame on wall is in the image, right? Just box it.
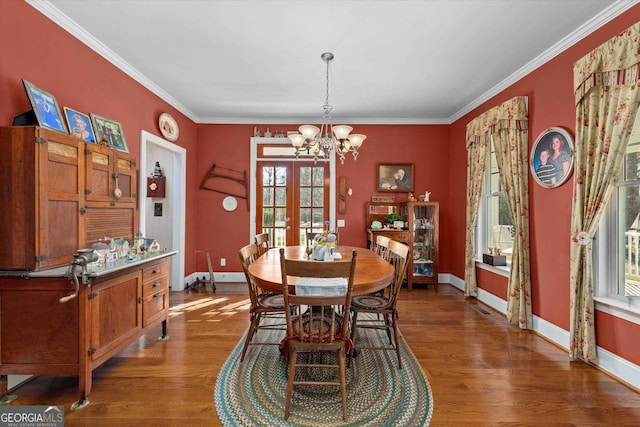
[377,163,414,192]
[63,107,96,143]
[90,113,128,152]
[21,80,68,135]
[530,127,574,188]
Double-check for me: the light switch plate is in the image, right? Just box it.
[337,219,345,227]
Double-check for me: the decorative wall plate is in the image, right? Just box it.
[222,196,238,211]
[159,113,179,141]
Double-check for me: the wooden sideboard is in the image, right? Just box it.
[0,251,175,410]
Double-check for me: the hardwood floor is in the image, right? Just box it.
[6,283,640,426]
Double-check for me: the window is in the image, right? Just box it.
[477,139,514,266]
[597,116,640,310]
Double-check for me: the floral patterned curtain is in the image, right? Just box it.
[570,22,640,363]
[465,97,531,329]
[463,135,487,297]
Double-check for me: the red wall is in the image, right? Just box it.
[3,1,640,366]
[194,124,450,273]
[447,6,640,364]
[0,1,200,275]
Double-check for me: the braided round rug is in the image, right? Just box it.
[214,316,433,426]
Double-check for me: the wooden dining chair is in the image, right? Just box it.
[237,243,287,362]
[255,232,270,257]
[278,247,358,421]
[372,235,392,261]
[349,239,409,369]
[304,228,317,246]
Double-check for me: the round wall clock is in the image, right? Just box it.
[222,196,238,211]
[159,113,179,141]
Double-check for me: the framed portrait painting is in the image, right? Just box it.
[63,107,96,143]
[377,163,414,192]
[22,80,68,135]
[90,113,128,152]
[530,127,574,188]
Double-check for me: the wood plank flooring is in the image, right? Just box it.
[5,283,640,426]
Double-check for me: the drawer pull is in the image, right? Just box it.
[153,293,161,299]
[153,282,160,288]
[152,269,160,274]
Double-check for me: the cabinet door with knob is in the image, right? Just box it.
[84,143,137,205]
[0,126,84,270]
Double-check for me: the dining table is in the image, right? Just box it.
[248,245,394,296]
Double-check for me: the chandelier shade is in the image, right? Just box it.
[288,52,366,164]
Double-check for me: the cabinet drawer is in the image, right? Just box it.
[143,276,168,297]
[392,233,410,242]
[143,288,168,326]
[143,261,169,282]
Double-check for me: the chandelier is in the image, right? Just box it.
[288,52,366,164]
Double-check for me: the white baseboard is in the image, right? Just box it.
[442,273,640,390]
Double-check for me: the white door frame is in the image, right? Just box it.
[139,130,186,291]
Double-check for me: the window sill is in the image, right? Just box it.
[594,296,640,326]
[475,260,510,278]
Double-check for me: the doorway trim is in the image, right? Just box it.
[140,130,186,291]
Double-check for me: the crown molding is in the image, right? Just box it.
[448,0,640,123]
[25,0,199,122]
[28,0,639,125]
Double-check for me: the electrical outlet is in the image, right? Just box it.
[220,258,226,266]
[337,219,345,227]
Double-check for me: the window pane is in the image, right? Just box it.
[262,188,274,206]
[621,185,640,297]
[312,209,324,227]
[312,167,324,186]
[300,188,311,207]
[300,167,311,186]
[486,141,514,261]
[262,167,274,186]
[312,188,324,207]
[275,187,286,206]
[275,208,286,226]
[299,208,311,227]
[275,167,286,186]
[262,208,274,226]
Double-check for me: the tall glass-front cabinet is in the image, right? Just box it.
[402,202,439,290]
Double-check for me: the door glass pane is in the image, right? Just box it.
[262,187,274,205]
[300,188,311,206]
[312,188,324,206]
[300,167,311,186]
[275,187,286,206]
[262,167,274,185]
[262,208,274,226]
[275,167,286,185]
[275,207,286,226]
[312,167,324,185]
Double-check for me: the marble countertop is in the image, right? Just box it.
[0,250,178,279]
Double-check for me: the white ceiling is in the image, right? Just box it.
[30,0,637,124]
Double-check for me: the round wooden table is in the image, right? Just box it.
[248,246,394,296]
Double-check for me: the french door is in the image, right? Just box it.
[256,161,329,247]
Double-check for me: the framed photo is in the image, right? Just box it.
[21,80,68,134]
[377,163,414,192]
[90,113,128,152]
[63,107,96,143]
[530,127,574,188]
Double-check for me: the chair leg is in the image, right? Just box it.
[384,313,393,345]
[347,311,359,367]
[240,313,260,362]
[392,320,403,369]
[284,347,297,420]
[338,348,347,421]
